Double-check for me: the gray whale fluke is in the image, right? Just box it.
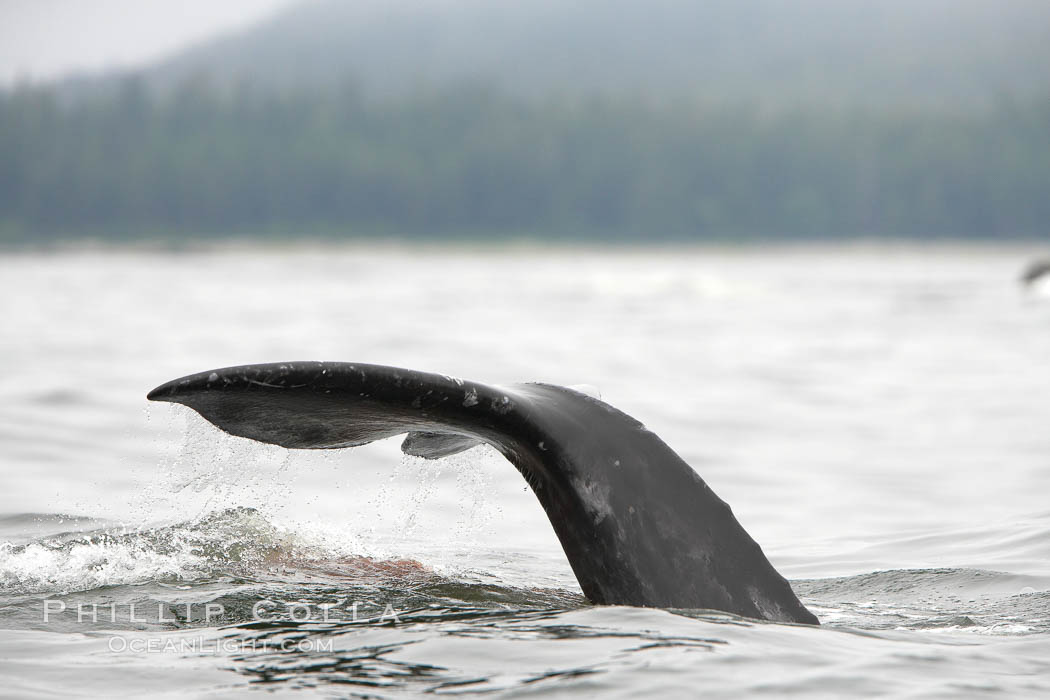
[148,361,819,625]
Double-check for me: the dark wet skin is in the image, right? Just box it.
[149,361,819,625]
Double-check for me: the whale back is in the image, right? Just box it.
[148,361,818,624]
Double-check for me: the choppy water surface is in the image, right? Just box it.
[1,245,1049,697]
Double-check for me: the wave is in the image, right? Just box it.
[0,507,585,633]
[796,568,1050,634]
[3,507,1049,637]
[0,508,310,596]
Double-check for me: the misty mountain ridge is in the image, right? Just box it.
[4,0,1048,243]
[50,0,1050,107]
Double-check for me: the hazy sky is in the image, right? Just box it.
[0,0,295,85]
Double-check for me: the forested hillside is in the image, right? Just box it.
[3,0,1049,244]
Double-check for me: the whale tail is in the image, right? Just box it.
[148,361,818,625]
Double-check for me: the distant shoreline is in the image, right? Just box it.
[3,234,1047,258]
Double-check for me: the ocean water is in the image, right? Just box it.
[1,245,1049,697]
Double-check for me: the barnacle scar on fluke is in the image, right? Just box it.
[148,361,819,625]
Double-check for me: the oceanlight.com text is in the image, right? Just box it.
[107,635,335,654]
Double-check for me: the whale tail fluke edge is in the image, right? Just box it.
[148,361,819,625]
